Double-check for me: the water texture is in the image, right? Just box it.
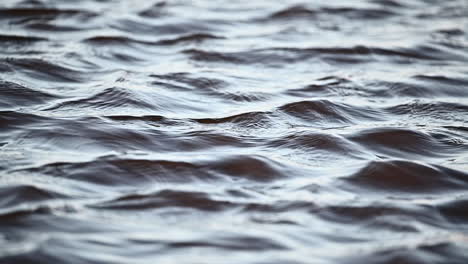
[1,0,468,263]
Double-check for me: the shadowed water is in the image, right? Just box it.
[1,0,468,263]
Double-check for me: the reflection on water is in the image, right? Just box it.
[1,0,468,263]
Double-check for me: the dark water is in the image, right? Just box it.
[1,0,468,263]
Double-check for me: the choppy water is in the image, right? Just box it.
[1,0,468,263]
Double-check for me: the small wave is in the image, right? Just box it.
[346,128,465,158]
[21,158,204,186]
[413,74,468,86]
[105,114,170,123]
[0,8,96,21]
[91,190,234,211]
[371,0,405,8]
[367,81,438,98]
[184,45,454,66]
[112,19,214,36]
[437,199,468,225]
[84,36,155,46]
[194,111,273,128]
[2,58,88,83]
[268,131,357,154]
[0,184,67,211]
[218,91,271,102]
[343,160,468,193]
[0,111,51,131]
[386,101,468,121]
[268,5,317,20]
[285,76,352,97]
[150,72,227,91]
[347,241,468,264]
[206,155,288,182]
[21,154,287,185]
[45,87,158,112]
[194,100,383,128]
[0,34,47,44]
[25,23,88,32]
[164,236,287,251]
[266,5,395,20]
[278,99,382,124]
[12,117,163,152]
[156,33,224,45]
[318,203,425,232]
[319,7,396,19]
[138,1,168,18]
[0,81,58,108]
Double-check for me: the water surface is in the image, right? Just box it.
[1,0,468,263]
